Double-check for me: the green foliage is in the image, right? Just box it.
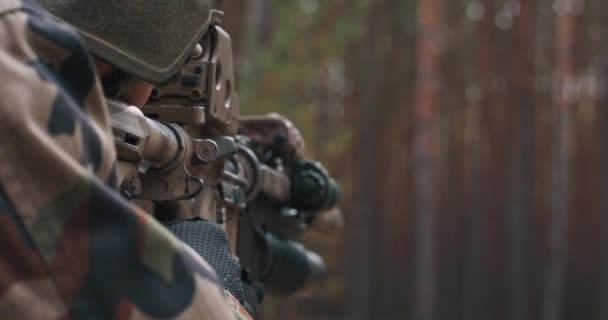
[237,0,369,155]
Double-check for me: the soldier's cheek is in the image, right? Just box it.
[125,82,154,108]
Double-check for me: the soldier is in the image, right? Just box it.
[0,0,240,318]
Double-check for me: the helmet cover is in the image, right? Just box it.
[39,0,221,84]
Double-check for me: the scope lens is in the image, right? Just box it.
[291,160,340,211]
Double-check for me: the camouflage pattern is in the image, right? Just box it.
[0,0,239,318]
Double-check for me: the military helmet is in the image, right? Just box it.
[38,0,222,84]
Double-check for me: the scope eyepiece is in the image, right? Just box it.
[258,233,326,297]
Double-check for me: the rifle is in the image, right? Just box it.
[108,24,342,317]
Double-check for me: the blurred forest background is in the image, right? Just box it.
[221,0,608,319]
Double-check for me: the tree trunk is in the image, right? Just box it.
[412,0,442,319]
[542,8,576,320]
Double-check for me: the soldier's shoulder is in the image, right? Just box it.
[0,0,114,181]
[0,0,25,17]
[0,0,88,59]
[0,0,102,118]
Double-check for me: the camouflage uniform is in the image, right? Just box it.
[0,0,238,318]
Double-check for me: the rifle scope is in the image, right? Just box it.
[238,230,326,297]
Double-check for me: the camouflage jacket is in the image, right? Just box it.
[0,0,239,319]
